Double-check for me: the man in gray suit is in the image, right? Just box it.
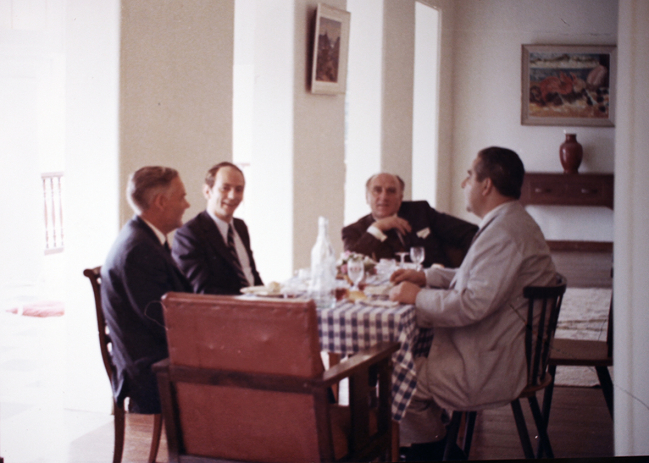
[390,147,556,460]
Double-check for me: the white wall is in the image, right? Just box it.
[614,0,649,456]
[120,0,235,225]
[293,0,347,269]
[412,2,440,205]
[234,0,295,282]
[450,0,617,243]
[64,0,121,412]
[344,0,383,226]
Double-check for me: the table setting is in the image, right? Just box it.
[240,247,434,421]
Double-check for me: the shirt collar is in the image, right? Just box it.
[207,209,232,237]
[477,201,511,230]
[140,217,167,245]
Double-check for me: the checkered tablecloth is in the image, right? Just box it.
[317,300,434,421]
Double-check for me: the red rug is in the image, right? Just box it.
[6,300,65,317]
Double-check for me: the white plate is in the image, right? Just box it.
[240,285,283,297]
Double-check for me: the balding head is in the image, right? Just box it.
[365,173,404,219]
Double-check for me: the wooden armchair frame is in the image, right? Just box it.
[155,292,399,463]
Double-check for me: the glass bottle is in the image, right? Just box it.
[308,216,337,309]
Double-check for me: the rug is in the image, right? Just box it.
[553,287,612,387]
[6,300,65,317]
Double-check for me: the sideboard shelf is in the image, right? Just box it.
[520,172,614,209]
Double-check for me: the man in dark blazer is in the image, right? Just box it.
[342,173,478,268]
[101,166,192,414]
[172,162,262,295]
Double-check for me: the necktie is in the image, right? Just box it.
[227,224,249,288]
[163,240,171,254]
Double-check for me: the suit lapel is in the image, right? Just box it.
[198,211,240,271]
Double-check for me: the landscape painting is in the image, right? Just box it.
[521,45,616,126]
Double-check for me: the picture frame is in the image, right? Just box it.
[521,44,616,127]
[310,3,350,95]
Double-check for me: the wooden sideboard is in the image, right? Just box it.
[520,172,614,209]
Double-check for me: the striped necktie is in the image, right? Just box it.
[227,224,249,288]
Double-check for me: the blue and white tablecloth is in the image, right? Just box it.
[317,300,434,421]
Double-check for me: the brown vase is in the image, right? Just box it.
[559,133,583,174]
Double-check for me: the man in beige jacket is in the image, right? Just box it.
[390,147,556,460]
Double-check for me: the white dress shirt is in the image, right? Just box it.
[207,210,255,286]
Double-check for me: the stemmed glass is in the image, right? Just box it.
[410,246,425,271]
[347,255,365,291]
[396,252,409,269]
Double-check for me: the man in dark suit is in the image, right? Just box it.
[172,162,263,295]
[342,173,478,268]
[101,166,192,414]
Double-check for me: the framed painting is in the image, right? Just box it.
[521,44,616,127]
[310,3,350,95]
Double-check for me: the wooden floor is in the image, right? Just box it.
[57,385,613,462]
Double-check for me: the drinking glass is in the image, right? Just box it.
[396,252,409,268]
[347,256,365,291]
[410,246,425,271]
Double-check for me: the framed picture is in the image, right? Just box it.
[310,3,350,95]
[521,44,616,127]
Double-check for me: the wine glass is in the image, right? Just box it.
[410,246,425,271]
[396,252,409,269]
[347,255,365,291]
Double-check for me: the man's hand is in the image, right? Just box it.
[389,281,422,305]
[390,268,426,286]
[373,216,412,235]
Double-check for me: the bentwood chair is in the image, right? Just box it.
[154,292,399,463]
[443,273,567,460]
[83,267,163,463]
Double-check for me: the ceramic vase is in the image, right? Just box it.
[559,133,583,174]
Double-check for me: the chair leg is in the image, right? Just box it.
[541,364,557,423]
[461,411,477,457]
[527,395,553,459]
[113,403,125,463]
[442,411,463,461]
[391,420,400,463]
[148,414,163,463]
[595,366,614,419]
[510,399,535,459]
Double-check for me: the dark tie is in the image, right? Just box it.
[227,224,249,287]
[163,240,171,254]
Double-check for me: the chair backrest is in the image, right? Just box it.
[160,292,328,463]
[83,266,114,381]
[523,273,567,387]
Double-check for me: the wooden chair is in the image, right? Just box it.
[443,273,567,460]
[83,267,163,463]
[153,292,399,463]
[542,287,614,421]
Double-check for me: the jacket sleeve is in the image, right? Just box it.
[171,225,229,294]
[428,207,478,254]
[342,220,382,259]
[120,242,175,340]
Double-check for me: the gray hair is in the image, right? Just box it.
[127,166,179,214]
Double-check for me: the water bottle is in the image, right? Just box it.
[308,216,337,309]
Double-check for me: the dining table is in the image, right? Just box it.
[247,273,434,422]
[317,296,434,421]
